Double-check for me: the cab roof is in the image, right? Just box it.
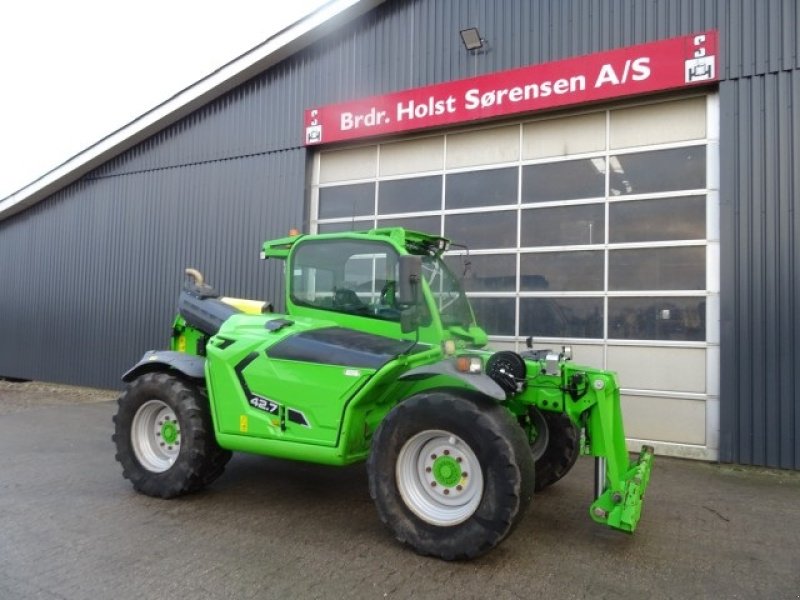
[261,228,451,259]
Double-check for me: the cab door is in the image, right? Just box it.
[236,326,412,446]
[233,237,412,446]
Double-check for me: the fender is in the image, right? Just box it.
[122,350,205,382]
[398,360,506,401]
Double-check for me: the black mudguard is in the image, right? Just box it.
[122,350,205,383]
[398,360,507,401]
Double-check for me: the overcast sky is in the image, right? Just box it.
[0,0,328,200]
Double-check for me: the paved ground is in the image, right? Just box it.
[1,382,799,600]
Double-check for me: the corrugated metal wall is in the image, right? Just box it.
[0,0,797,468]
[0,152,305,387]
[719,69,800,469]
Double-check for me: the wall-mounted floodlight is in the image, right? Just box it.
[459,27,486,51]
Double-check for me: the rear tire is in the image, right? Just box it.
[112,371,231,498]
[532,410,581,492]
[368,391,534,560]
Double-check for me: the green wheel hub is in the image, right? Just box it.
[432,455,462,487]
[161,420,178,445]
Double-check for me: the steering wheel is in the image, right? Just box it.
[333,288,365,312]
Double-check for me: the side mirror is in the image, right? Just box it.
[397,255,422,305]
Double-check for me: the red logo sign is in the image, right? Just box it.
[304,31,717,145]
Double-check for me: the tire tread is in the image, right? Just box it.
[368,391,535,560]
[112,371,230,498]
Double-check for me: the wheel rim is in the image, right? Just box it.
[528,408,550,462]
[396,429,484,527]
[131,399,181,473]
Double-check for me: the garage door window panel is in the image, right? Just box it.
[520,204,605,247]
[610,146,705,196]
[519,298,603,339]
[608,297,705,341]
[377,215,440,235]
[520,251,604,291]
[445,167,518,210]
[318,183,375,219]
[522,158,605,202]
[445,254,516,292]
[445,211,517,249]
[379,136,444,176]
[609,97,706,149]
[319,146,377,183]
[468,298,516,336]
[379,176,442,215]
[609,196,706,243]
[609,247,706,291]
[522,112,606,159]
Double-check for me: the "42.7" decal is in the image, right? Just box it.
[249,395,279,414]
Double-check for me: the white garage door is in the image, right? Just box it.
[311,94,720,460]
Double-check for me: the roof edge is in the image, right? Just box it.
[0,0,385,223]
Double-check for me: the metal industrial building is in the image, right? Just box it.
[0,0,797,470]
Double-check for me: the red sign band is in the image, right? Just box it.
[304,30,717,145]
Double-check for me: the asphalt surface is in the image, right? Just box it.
[1,382,799,600]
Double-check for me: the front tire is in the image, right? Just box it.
[368,391,535,560]
[112,371,231,498]
[531,410,581,492]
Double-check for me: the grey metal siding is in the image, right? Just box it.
[0,0,798,468]
[719,69,800,469]
[0,152,303,388]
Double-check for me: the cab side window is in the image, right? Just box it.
[291,239,401,321]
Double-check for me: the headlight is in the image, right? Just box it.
[455,355,482,374]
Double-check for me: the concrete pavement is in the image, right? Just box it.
[1,385,798,599]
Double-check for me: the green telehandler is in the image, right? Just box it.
[113,227,654,560]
